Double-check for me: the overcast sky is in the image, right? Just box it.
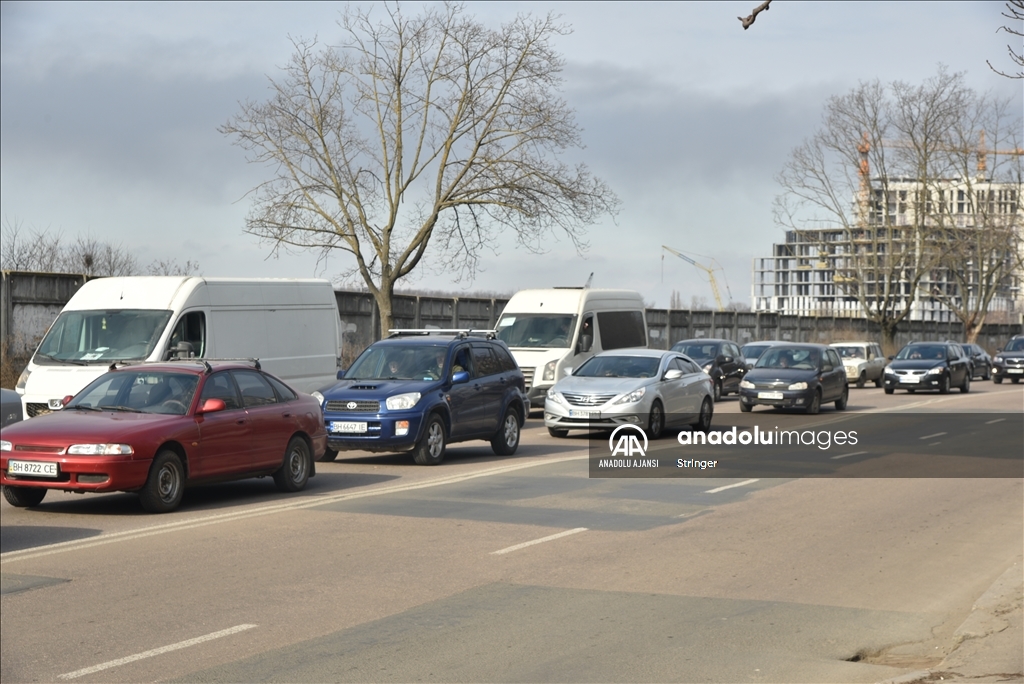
[2,1,1021,307]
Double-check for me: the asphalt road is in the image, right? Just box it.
[1,382,1021,683]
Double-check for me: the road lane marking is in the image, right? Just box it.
[830,450,868,460]
[919,432,947,440]
[57,624,257,680]
[491,527,588,555]
[2,454,589,565]
[985,418,1006,424]
[704,478,759,494]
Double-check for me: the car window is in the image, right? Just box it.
[671,356,700,374]
[493,345,519,373]
[199,372,242,411]
[452,346,473,377]
[471,346,502,378]
[265,374,297,402]
[827,349,842,368]
[596,311,645,350]
[575,355,660,378]
[232,370,277,407]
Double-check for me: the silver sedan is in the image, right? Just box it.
[544,348,714,439]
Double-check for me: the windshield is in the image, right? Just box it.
[34,310,173,365]
[671,342,720,362]
[496,314,576,348]
[574,355,660,378]
[896,345,947,361]
[833,345,865,360]
[346,344,450,380]
[741,344,770,359]
[755,347,820,370]
[66,370,199,415]
[1006,338,1024,352]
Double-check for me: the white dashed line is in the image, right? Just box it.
[704,479,760,494]
[58,624,257,680]
[830,450,869,460]
[985,418,1006,425]
[919,432,947,440]
[491,528,588,555]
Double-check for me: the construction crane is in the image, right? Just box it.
[661,245,733,311]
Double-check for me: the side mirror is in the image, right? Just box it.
[452,370,470,384]
[336,370,347,380]
[197,398,226,414]
[664,368,685,380]
[887,355,895,360]
[579,334,593,353]
[62,395,75,408]
[718,354,733,364]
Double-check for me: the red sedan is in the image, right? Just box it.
[1,360,326,513]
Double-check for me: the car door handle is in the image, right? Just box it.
[282,412,291,418]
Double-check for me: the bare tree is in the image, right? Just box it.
[773,69,1021,349]
[221,2,617,337]
[147,258,201,276]
[738,0,772,30]
[0,219,142,277]
[989,0,1024,79]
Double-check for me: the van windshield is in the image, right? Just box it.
[496,314,577,349]
[33,310,173,365]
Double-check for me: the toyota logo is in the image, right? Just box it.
[346,401,358,410]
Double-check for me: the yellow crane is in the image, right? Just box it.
[661,245,733,311]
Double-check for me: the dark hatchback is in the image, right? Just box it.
[962,343,993,380]
[992,335,1024,384]
[670,338,746,402]
[883,341,971,394]
[738,344,848,414]
[314,331,529,465]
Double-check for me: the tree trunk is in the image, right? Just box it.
[965,317,985,345]
[880,321,899,357]
[374,279,396,341]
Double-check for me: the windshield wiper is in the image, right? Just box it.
[35,353,88,366]
[64,404,101,411]
[102,405,144,413]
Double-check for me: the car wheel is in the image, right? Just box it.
[856,372,865,389]
[884,387,894,395]
[318,447,338,463]
[413,415,446,465]
[993,376,1003,384]
[938,374,950,394]
[139,450,185,513]
[983,366,991,380]
[835,386,849,411]
[274,436,312,492]
[691,397,713,432]
[739,401,752,412]
[1013,377,1020,384]
[874,375,883,388]
[806,390,821,415]
[2,485,47,508]
[959,374,970,394]
[646,401,665,440]
[547,427,568,438]
[491,408,521,456]
[712,380,722,403]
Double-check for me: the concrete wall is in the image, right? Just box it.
[1,271,90,354]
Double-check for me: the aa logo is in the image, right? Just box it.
[608,425,648,457]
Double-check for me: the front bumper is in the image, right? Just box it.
[992,362,1024,378]
[544,399,649,432]
[323,412,425,453]
[1,453,150,492]
[883,372,945,390]
[739,387,814,409]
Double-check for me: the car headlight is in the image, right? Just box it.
[0,440,11,452]
[614,387,646,404]
[15,367,30,391]
[546,387,567,406]
[311,391,325,406]
[740,379,755,389]
[67,444,134,455]
[993,355,1003,362]
[702,363,713,374]
[385,392,421,410]
[542,360,557,382]
[884,365,894,375]
[926,366,944,375]
[788,382,808,390]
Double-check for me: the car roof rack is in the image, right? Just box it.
[165,357,261,373]
[387,329,498,340]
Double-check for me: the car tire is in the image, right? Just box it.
[806,390,821,415]
[547,427,569,438]
[874,375,883,388]
[2,485,47,508]
[1013,377,1020,384]
[983,367,991,380]
[856,372,865,389]
[959,374,970,394]
[993,376,1003,384]
[413,415,446,465]
[274,436,312,492]
[491,408,521,456]
[884,387,894,395]
[691,397,713,431]
[739,401,752,412]
[835,386,849,411]
[139,450,185,513]
[318,447,338,463]
[938,374,950,394]
[712,380,722,403]
[647,401,665,439]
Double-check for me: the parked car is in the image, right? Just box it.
[1,388,23,429]
[830,341,886,388]
[669,338,746,402]
[314,330,529,465]
[1,360,324,513]
[739,344,848,414]
[962,343,993,380]
[992,335,1024,384]
[883,341,972,394]
[544,348,713,438]
[740,340,783,370]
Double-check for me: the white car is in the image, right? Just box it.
[830,341,886,388]
[544,348,713,439]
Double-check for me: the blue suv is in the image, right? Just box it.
[313,331,529,465]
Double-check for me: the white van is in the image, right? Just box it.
[495,288,647,409]
[16,277,342,417]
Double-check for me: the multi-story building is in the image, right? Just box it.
[753,178,1023,322]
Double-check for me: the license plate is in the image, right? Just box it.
[758,391,784,400]
[901,376,920,383]
[568,409,597,419]
[331,421,367,434]
[1008,369,1023,374]
[8,460,59,478]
